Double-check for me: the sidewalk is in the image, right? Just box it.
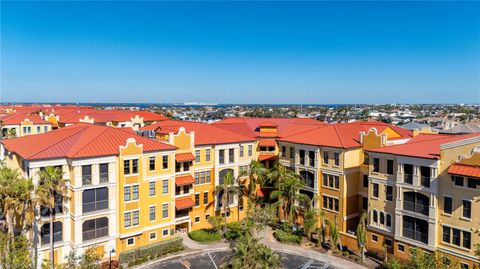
[179,232,229,250]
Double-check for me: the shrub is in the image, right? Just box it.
[225,222,246,241]
[118,237,183,265]
[273,229,302,244]
[188,229,221,242]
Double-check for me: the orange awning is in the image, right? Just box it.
[175,153,195,162]
[258,132,277,138]
[448,164,480,178]
[258,140,276,147]
[175,197,195,210]
[258,154,276,162]
[175,175,195,186]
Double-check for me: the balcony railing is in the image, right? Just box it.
[82,200,108,213]
[175,210,189,219]
[82,175,92,185]
[403,201,429,216]
[82,227,108,241]
[99,173,109,183]
[404,174,413,184]
[403,228,428,244]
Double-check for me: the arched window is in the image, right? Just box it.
[83,217,108,241]
[386,214,392,228]
[404,191,430,216]
[373,210,378,224]
[41,221,63,245]
[380,212,385,225]
[219,169,234,185]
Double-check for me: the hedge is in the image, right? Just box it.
[273,229,302,244]
[188,229,221,243]
[118,236,184,266]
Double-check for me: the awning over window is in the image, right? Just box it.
[448,164,480,178]
[258,140,276,147]
[175,175,195,186]
[175,197,195,210]
[258,154,276,161]
[175,153,195,162]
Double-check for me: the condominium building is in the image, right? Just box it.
[0,113,52,137]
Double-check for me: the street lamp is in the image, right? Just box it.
[109,248,116,269]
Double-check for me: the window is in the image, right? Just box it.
[200,172,205,184]
[404,164,413,184]
[386,214,392,227]
[281,146,286,157]
[132,211,139,226]
[363,175,369,188]
[41,221,63,245]
[124,160,130,174]
[147,157,155,171]
[162,179,168,194]
[149,206,156,221]
[99,163,109,183]
[240,146,244,157]
[125,213,131,227]
[322,195,339,212]
[83,217,108,241]
[149,232,157,240]
[127,238,135,246]
[462,200,471,219]
[299,150,305,165]
[372,234,378,242]
[248,145,253,156]
[44,126,48,132]
[386,185,393,201]
[219,149,225,164]
[195,150,200,162]
[420,166,430,187]
[322,174,339,190]
[203,192,208,205]
[384,238,393,248]
[124,187,131,201]
[453,176,464,187]
[132,185,139,200]
[149,182,155,196]
[444,196,452,214]
[398,244,405,252]
[442,226,451,243]
[402,215,428,244]
[403,192,429,216]
[309,151,315,167]
[206,171,211,183]
[373,158,380,172]
[323,151,328,164]
[461,263,469,269]
[463,231,471,249]
[206,149,211,161]
[363,153,369,165]
[82,187,108,213]
[334,152,340,166]
[372,183,379,198]
[467,178,478,189]
[289,147,294,158]
[195,216,200,222]
[205,214,211,220]
[162,156,168,169]
[132,159,138,174]
[162,229,169,237]
[380,212,385,225]
[387,160,394,175]
[195,173,199,184]
[373,210,378,223]
[452,228,461,246]
[195,193,200,206]
[82,165,92,185]
[362,197,368,210]
[37,126,41,133]
[162,204,168,218]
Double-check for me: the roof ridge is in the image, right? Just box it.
[280,124,328,139]
[67,126,111,157]
[333,124,346,148]
[28,126,89,159]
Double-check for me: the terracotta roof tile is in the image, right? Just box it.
[258,140,276,147]
[175,153,195,162]
[448,164,480,178]
[1,113,52,125]
[175,175,195,186]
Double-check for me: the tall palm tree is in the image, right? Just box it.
[36,166,68,269]
[269,164,309,224]
[215,170,236,233]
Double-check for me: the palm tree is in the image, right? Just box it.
[247,160,268,201]
[269,164,309,224]
[215,170,236,233]
[356,212,367,262]
[36,166,68,269]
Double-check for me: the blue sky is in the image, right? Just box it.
[1,1,479,104]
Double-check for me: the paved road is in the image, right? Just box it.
[148,250,336,269]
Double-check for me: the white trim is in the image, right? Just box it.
[126,237,135,247]
[149,232,157,241]
[441,136,480,150]
[162,228,169,237]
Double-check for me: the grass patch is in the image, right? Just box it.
[188,229,221,243]
[273,229,302,244]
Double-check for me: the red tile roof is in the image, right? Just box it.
[367,133,480,159]
[175,197,195,210]
[54,109,168,124]
[1,113,52,125]
[175,153,195,162]
[140,120,255,145]
[1,123,175,160]
[448,164,480,178]
[258,154,276,161]
[258,140,276,147]
[175,175,195,186]
[279,121,412,149]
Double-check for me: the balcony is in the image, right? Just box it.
[421,176,430,188]
[175,209,190,219]
[404,174,413,184]
[82,227,108,241]
[403,201,429,216]
[82,200,108,213]
[403,228,428,244]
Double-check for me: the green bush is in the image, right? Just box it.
[118,236,184,265]
[188,229,221,242]
[225,222,246,241]
[273,229,302,244]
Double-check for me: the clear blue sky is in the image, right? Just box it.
[1,1,479,104]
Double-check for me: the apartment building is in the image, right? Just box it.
[1,123,177,266]
[365,132,480,268]
[139,120,257,230]
[0,113,52,137]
